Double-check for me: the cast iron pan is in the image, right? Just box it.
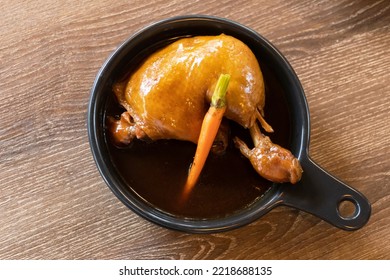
[88,15,371,233]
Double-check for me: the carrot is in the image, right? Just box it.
[182,74,231,200]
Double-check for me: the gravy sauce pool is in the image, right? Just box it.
[105,63,291,219]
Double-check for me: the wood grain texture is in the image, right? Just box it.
[0,0,389,259]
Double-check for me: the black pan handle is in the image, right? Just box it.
[279,155,371,230]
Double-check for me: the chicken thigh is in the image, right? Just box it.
[108,34,302,184]
[110,34,265,144]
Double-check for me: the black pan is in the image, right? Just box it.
[87,15,371,233]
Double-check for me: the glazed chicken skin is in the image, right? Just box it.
[109,34,302,184]
[111,34,265,144]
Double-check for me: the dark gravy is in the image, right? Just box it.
[105,63,291,219]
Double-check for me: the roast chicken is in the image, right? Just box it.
[108,34,302,184]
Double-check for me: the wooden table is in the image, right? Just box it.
[1,0,389,260]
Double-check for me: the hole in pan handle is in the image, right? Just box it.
[279,155,371,230]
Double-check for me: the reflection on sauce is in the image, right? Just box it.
[105,63,291,219]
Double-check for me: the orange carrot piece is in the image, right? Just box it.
[182,74,231,200]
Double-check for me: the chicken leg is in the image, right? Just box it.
[233,123,302,184]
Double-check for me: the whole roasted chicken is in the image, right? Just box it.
[109,34,302,185]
